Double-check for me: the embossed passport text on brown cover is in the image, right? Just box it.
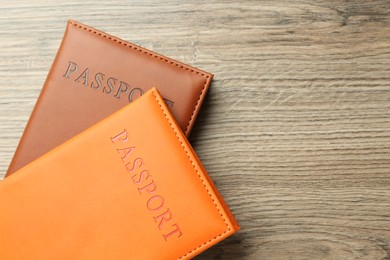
[0,88,239,259]
[6,20,212,176]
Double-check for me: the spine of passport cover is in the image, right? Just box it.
[5,22,71,176]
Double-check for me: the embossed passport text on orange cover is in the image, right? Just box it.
[6,20,212,176]
[0,89,239,259]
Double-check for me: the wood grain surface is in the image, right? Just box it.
[1,1,390,259]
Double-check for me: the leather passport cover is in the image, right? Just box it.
[0,88,239,259]
[6,20,212,176]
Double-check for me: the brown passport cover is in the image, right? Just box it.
[6,20,212,176]
[0,88,239,259]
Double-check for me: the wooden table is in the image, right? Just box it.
[1,1,390,259]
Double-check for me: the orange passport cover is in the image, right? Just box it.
[0,88,239,259]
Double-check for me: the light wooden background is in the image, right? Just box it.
[1,1,390,259]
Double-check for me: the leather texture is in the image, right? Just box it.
[6,20,212,176]
[0,88,239,260]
